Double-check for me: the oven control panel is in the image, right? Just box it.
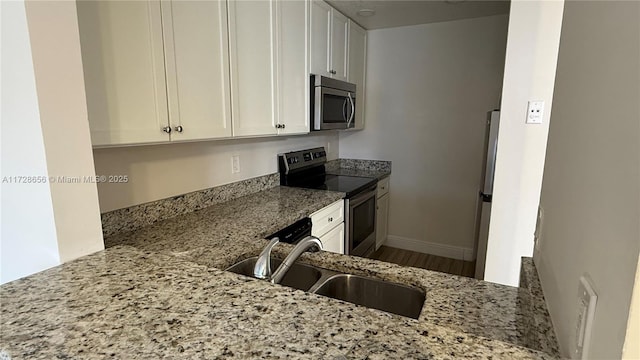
[279,147,327,173]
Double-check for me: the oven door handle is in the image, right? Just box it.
[349,185,377,209]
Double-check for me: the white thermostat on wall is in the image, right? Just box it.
[526,100,545,124]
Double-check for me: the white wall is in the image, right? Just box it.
[339,15,509,259]
[534,1,640,358]
[1,1,106,284]
[94,133,339,212]
[0,0,61,283]
[25,1,104,262]
[483,0,564,286]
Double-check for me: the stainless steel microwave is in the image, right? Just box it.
[311,75,356,131]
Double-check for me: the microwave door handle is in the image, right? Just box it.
[342,97,348,122]
[347,93,355,127]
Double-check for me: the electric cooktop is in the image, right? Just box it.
[294,174,376,197]
[278,148,377,198]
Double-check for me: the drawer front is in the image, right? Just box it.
[377,177,390,198]
[310,199,344,237]
[320,222,344,254]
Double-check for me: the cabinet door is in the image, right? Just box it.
[310,0,331,77]
[228,0,277,137]
[330,9,349,81]
[161,0,232,141]
[77,0,169,146]
[321,223,345,254]
[276,0,310,135]
[348,20,366,130]
[376,193,389,250]
[311,200,344,238]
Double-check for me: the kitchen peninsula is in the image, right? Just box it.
[1,165,557,359]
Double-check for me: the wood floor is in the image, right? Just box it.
[370,246,476,278]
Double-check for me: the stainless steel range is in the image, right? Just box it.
[278,147,377,257]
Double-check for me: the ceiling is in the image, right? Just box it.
[326,0,510,30]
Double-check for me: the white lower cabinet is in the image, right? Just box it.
[319,222,344,254]
[310,199,345,254]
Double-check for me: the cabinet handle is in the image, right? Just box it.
[330,70,336,75]
[328,217,333,222]
[275,124,281,129]
[282,124,286,129]
[162,126,172,134]
[174,125,183,133]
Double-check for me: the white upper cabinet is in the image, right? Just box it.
[79,0,315,145]
[77,0,169,146]
[276,0,310,135]
[330,10,349,81]
[348,20,366,130]
[228,0,278,137]
[229,0,309,137]
[310,0,348,81]
[79,0,233,145]
[310,0,332,78]
[161,0,232,141]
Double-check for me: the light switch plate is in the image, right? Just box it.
[575,275,597,359]
[526,101,545,124]
[231,155,240,174]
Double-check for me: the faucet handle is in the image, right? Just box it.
[254,237,280,279]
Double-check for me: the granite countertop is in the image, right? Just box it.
[1,183,556,359]
[1,245,554,359]
[325,159,391,180]
[104,186,346,266]
[326,167,390,181]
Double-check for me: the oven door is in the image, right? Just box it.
[347,186,377,257]
[314,86,355,130]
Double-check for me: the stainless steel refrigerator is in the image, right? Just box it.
[473,110,500,280]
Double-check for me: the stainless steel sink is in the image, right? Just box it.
[310,274,425,319]
[226,257,425,319]
[225,257,322,291]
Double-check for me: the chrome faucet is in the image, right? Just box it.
[253,236,323,284]
[253,237,280,280]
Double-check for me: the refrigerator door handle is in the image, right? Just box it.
[483,111,501,195]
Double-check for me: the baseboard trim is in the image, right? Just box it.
[384,235,475,261]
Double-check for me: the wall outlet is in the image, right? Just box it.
[526,100,545,124]
[575,275,597,359]
[231,155,240,174]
